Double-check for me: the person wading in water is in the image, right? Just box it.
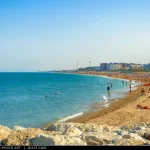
[107,86,110,95]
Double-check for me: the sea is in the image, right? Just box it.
[0,72,139,128]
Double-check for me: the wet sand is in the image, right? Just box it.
[67,72,150,126]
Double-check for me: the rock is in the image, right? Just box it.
[44,123,58,131]
[0,125,12,140]
[138,123,147,128]
[75,123,103,132]
[45,123,74,133]
[144,132,150,140]
[29,134,87,146]
[12,126,26,131]
[102,125,120,132]
[122,134,132,139]
[64,136,87,145]
[1,122,150,146]
[115,130,128,136]
[46,123,119,133]
[74,123,118,133]
[135,126,145,131]
[137,130,145,137]
[2,128,44,146]
[116,139,145,145]
[130,130,137,133]
[44,130,62,136]
[120,125,135,132]
[143,142,150,146]
[146,123,150,128]
[82,132,122,145]
[29,134,64,146]
[122,133,146,142]
[103,126,110,132]
[120,126,129,131]
[62,127,82,136]
[0,125,11,132]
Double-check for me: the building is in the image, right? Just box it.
[100,63,108,71]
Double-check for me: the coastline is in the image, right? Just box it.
[66,71,150,126]
[50,71,133,125]
[66,84,142,126]
[1,71,150,146]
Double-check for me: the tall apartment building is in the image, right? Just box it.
[100,63,108,71]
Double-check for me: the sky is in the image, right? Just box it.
[0,0,150,71]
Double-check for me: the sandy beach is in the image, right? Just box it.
[67,71,150,127]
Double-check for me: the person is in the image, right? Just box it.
[45,95,48,98]
[129,84,131,92]
[122,80,124,85]
[110,83,112,87]
[107,86,110,94]
[141,88,145,95]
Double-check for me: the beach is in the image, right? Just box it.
[67,71,150,126]
[1,71,150,146]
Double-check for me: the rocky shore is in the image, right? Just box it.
[1,122,150,146]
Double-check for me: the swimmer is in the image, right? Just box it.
[110,83,112,87]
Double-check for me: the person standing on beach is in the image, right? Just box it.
[122,80,124,85]
[129,84,131,92]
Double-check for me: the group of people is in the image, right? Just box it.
[106,80,132,95]
[141,88,150,97]
[79,71,150,83]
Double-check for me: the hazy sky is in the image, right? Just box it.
[0,0,150,71]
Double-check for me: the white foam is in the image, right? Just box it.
[102,96,107,101]
[57,112,84,122]
[99,75,129,81]
[100,75,111,79]
[131,84,136,87]
[104,103,110,108]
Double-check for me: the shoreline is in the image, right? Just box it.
[1,71,150,146]
[66,71,150,126]
[66,84,142,125]
[52,72,135,125]
[42,71,134,127]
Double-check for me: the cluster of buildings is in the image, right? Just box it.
[78,62,148,71]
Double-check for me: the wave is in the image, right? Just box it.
[99,75,129,81]
[102,96,107,101]
[103,103,110,108]
[57,112,84,122]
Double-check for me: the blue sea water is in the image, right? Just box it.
[0,72,136,128]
